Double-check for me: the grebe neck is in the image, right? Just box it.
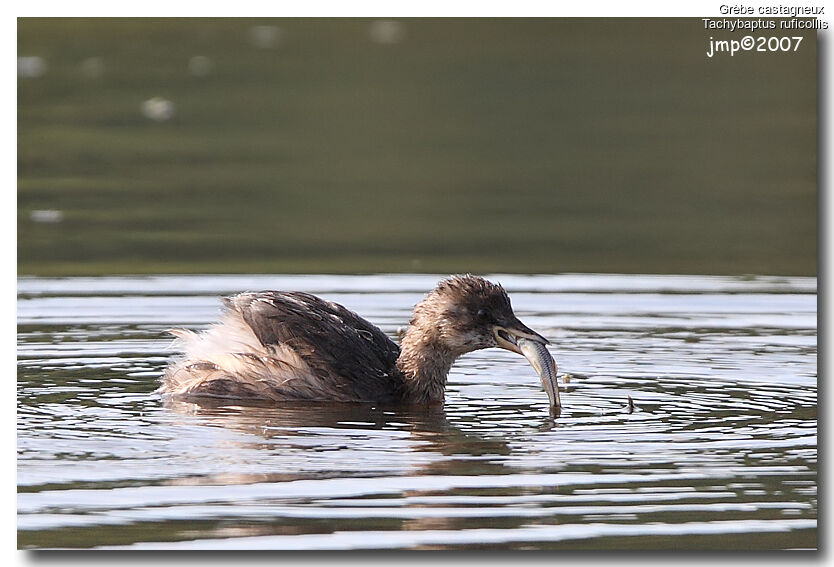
[396,329,456,404]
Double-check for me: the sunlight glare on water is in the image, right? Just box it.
[16,274,817,550]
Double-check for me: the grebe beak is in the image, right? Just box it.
[493,318,549,355]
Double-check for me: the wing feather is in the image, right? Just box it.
[225,291,404,402]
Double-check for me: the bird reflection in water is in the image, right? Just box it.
[159,391,564,545]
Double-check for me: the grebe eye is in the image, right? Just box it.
[476,308,488,318]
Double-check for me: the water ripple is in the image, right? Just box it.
[17,274,817,549]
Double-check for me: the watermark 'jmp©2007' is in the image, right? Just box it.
[702,4,826,59]
[705,34,804,57]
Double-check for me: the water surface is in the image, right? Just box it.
[17,274,817,549]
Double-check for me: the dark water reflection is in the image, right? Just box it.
[17,274,817,549]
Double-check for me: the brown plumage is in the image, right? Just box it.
[158,275,549,405]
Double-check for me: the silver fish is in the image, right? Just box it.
[517,337,561,408]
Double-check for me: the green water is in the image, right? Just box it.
[17,18,816,276]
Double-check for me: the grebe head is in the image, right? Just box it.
[410,274,549,356]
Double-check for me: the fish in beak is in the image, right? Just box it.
[494,318,561,409]
[493,318,549,354]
